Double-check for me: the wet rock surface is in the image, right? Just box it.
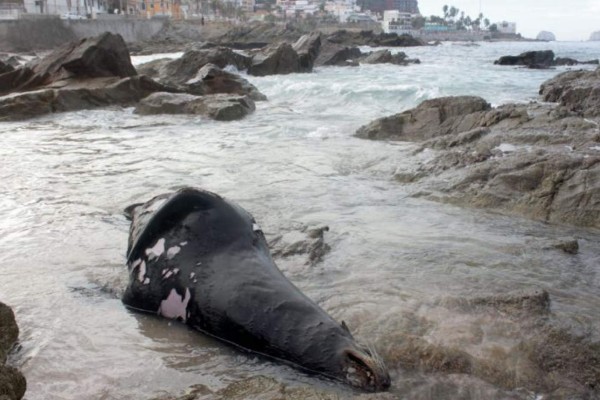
[0,32,269,121]
[0,32,137,96]
[0,75,177,121]
[134,92,255,121]
[360,49,420,66]
[356,80,600,228]
[268,225,331,266]
[0,32,183,120]
[539,67,600,117]
[137,47,252,83]
[0,302,26,400]
[247,43,302,76]
[494,50,599,69]
[355,96,492,141]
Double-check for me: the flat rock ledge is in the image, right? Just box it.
[134,92,255,121]
[355,91,600,228]
[0,302,26,400]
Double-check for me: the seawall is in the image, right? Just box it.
[0,15,166,52]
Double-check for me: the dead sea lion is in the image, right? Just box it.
[122,187,390,392]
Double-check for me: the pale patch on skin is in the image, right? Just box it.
[130,258,142,271]
[143,277,150,285]
[252,223,261,232]
[190,272,196,279]
[159,288,191,322]
[163,271,173,279]
[173,268,179,275]
[180,241,188,246]
[137,261,147,282]
[167,246,181,260]
[146,238,165,260]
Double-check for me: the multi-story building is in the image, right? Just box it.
[381,9,417,34]
[360,0,418,15]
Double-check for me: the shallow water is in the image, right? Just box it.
[1,41,600,399]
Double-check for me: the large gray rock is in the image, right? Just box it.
[355,92,600,228]
[134,92,255,121]
[185,63,266,101]
[355,96,491,141]
[0,32,136,96]
[324,29,424,47]
[0,76,177,121]
[540,68,600,117]
[536,31,556,41]
[248,43,301,76]
[292,32,321,73]
[494,50,555,69]
[360,49,420,66]
[137,47,251,85]
[0,302,26,400]
[314,43,362,67]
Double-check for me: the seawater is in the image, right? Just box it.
[1,41,600,399]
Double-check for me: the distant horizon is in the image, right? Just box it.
[418,0,600,41]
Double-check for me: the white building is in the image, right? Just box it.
[381,10,418,35]
[496,21,516,34]
[324,0,356,23]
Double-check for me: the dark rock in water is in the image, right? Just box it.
[134,92,255,121]
[292,32,321,73]
[186,63,266,101]
[0,76,177,121]
[0,302,26,400]
[269,225,331,266]
[211,22,306,49]
[554,57,599,66]
[540,68,600,117]
[138,48,251,85]
[134,49,267,100]
[0,303,18,364]
[360,49,420,66]
[355,96,491,141]
[248,43,301,76]
[494,50,556,69]
[315,43,362,67]
[0,32,136,96]
[325,30,424,47]
[494,51,598,69]
[551,239,579,254]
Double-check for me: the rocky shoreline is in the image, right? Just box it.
[355,67,600,229]
[0,29,421,121]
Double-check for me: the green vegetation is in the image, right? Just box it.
[417,4,492,32]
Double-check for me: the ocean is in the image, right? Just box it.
[1,40,600,399]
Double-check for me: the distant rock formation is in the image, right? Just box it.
[590,31,600,41]
[536,31,556,41]
[494,50,598,69]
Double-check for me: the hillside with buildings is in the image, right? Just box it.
[0,0,519,44]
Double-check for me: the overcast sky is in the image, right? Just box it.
[418,0,600,41]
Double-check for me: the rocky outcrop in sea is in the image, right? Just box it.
[536,31,556,41]
[0,302,26,400]
[0,32,259,121]
[355,68,600,229]
[494,50,599,69]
